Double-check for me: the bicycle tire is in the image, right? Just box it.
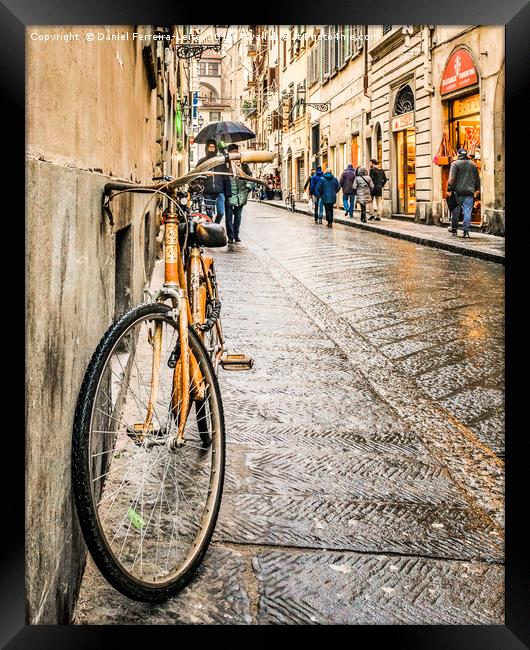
[72,302,225,602]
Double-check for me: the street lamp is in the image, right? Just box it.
[175,25,230,61]
[198,114,205,129]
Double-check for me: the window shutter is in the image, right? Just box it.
[323,27,330,77]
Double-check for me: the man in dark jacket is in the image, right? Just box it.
[339,164,356,218]
[309,166,325,223]
[314,170,340,228]
[446,148,480,238]
[196,138,232,223]
[369,159,387,221]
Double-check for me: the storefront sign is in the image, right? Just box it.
[391,111,414,132]
[441,49,478,95]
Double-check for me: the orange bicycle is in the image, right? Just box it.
[72,149,273,602]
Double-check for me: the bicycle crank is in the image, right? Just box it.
[219,353,254,371]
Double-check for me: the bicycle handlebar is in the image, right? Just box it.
[238,151,274,164]
[104,151,275,196]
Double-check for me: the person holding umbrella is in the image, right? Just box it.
[196,138,231,224]
[194,121,257,223]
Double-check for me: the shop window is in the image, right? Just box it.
[296,158,305,199]
[311,124,320,155]
[396,129,416,215]
[351,134,359,167]
[445,91,481,223]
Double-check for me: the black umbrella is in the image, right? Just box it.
[194,120,255,144]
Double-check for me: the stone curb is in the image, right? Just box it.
[252,199,505,265]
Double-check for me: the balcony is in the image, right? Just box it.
[200,97,232,109]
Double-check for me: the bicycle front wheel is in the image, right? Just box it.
[72,302,225,602]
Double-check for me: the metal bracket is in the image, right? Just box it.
[300,99,330,112]
[102,194,114,229]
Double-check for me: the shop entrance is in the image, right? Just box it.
[296,157,305,199]
[444,91,481,224]
[396,128,416,215]
[351,134,359,167]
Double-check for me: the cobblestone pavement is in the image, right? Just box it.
[74,202,504,625]
[260,198,505,263]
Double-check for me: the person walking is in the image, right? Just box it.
[314,169,340,228]
[369,159,387,220]
[309,166,325,223]
[352,166,374,223]
[304,169,316,215]
[225,144,253,244]
[196,138,231,223]
[339,164,357,218]
[446,148,481,238]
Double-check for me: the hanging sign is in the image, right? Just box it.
[391,111,415,132]
[192,91,199,129]
[175,102,182,137]
[441,49,478,95]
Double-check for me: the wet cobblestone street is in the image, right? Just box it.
[75,202,504,625]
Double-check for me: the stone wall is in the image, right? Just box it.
[25,25,176,624]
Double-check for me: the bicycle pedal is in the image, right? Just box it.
[219,353,254,371]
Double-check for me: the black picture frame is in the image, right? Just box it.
[6,0,529,645]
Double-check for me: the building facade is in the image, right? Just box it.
[26,24,191,624]
[242,25,505,234]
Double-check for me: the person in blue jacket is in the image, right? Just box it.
[309,166,325,223]
[314,169,341,228]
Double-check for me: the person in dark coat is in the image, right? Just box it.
[314,169,340,227]
[339,164,357,218]
[309,166,325,223]
[352,166,374,223]
[369,159,387,220]
[446,148,480,238]
[196,138,231,223]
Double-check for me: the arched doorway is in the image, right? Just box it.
[493,62,504,233]
[439,47,481,225]
[392,84,416,215]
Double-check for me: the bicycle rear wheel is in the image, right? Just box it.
[72,302,225,602]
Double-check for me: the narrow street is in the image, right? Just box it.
[75,202,504,625]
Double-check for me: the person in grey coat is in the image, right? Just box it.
[352,166,374,223]
[446,148,480,238]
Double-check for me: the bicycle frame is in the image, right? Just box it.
[104,149,274,448]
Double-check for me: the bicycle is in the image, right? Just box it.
[72,149,273,602]
[284,188,296,212]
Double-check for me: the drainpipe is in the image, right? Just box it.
[363,25,369,97]
[424,26,435,96]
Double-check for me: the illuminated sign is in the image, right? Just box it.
[391,111,415,131]
[441,49,478,95]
